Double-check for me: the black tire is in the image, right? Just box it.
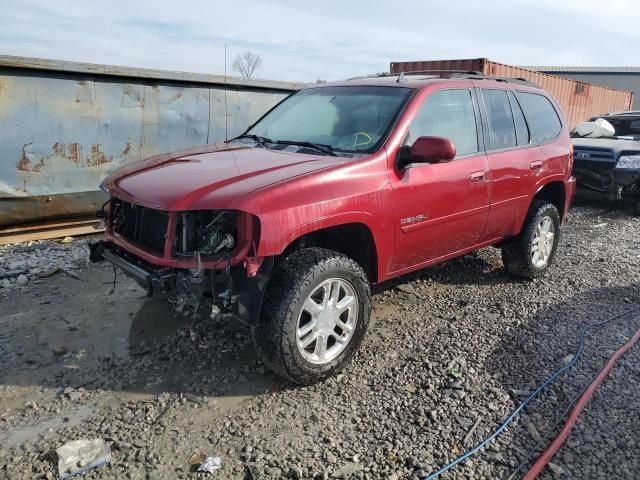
[252,247,371,385]
[501,201,561,280]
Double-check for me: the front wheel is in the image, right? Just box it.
[252,248,371,384]
[502,201,561,280]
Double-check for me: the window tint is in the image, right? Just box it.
[508,91,530,146]
[483,89,516,150]
[515,92,562,143]
[408,89,478,156]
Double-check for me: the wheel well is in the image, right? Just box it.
[283,223,378,282]
[534,182,566,219]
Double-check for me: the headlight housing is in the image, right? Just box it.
[615,154,640,169]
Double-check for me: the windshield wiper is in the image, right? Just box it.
[232,134,273,148]
[275,140,337,156]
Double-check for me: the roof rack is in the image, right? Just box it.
[361,69,482,83]
[346,72,438,82]
[349,70,540,87]
[448,73,539,87]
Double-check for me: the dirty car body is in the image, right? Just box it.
[572,111,640,212]
[91,75,575,383]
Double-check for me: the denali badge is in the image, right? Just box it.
[401,214,428,225]
[575,152,590,159]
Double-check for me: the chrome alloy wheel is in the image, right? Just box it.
[531,215,555,268]
[296,278,358,365]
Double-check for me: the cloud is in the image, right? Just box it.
[0,0,638,82]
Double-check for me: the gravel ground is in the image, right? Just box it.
[0,200,638,480]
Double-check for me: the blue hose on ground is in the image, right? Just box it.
[425,304,640,480]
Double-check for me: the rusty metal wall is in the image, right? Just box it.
[390,58,634,128]
[0,56,302,226]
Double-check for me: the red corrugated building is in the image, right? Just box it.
[390,58,634,128]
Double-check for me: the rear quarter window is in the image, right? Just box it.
[515,92,562,143]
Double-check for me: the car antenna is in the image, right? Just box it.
[224,43,229,142]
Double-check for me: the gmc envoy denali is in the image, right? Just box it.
[91,73,575,384]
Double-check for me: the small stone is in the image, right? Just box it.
[16,274,28,286]
[397,284,417,295]
[289,466,303,479]
[265,466,282,477]
[448,379,463,389]
[53,345,68,356]
[68,391,83,401]
[548,462,565,474]
[453,389,466,399]
[331,463,363,478]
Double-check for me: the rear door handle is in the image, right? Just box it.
[530,160,544,171]
[470,171,485,182]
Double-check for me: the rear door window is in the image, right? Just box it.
[407,89,479,156]
[508,91,530,146]
[482,89,517,150]
[515,92,562,143]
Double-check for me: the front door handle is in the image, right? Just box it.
[470,171,485,182]
[530,160,544,171]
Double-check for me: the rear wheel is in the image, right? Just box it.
[502,201,561,279]
[252,248,371,384]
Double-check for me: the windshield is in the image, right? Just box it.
[245,86,413,153]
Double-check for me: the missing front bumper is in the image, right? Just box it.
[89,241,176,297]
[89,240,274,325]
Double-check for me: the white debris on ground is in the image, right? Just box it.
[0,238,92,291]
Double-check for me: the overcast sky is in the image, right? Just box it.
[1,0,639,82]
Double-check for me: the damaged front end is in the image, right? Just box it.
[89,198,272,324]
[573,150,640,210]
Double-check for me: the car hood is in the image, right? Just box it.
[101,143,345,211]
[572,138,640,159]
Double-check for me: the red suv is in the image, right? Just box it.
[91,74,575,384]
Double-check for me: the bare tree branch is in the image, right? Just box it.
[232,51,262,79]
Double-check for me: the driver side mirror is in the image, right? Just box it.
[397,136,456,169]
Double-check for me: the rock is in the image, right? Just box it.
[289,466,303,479]
[448,379,463,389]
[68,391,83,401]
[16,274,28,286]
[325,451,337,464]
[265,466,282,477]
[331,463,363,478]
[397,284,417,295]
[52,345,68,356]
[452,389,466,399]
